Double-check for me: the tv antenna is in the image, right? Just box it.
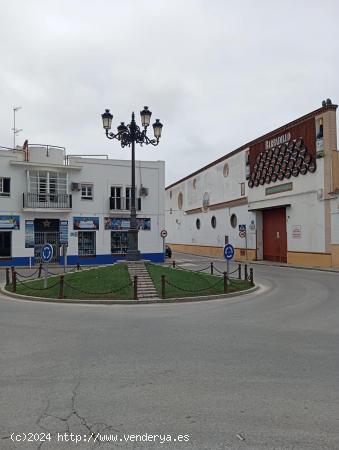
[12,106,23,149]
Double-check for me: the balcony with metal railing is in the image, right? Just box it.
[23,192,72,209]
[109,196,141,211]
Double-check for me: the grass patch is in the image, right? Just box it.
[6,264,133,300]
[146,263,251,298]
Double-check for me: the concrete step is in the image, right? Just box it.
[129,271,150,274]
[138,286,157,290]
[139,292,157,295]
[127,262,158,300]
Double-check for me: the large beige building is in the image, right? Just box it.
[166,100,339,268]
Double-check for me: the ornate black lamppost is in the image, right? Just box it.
[101,107,163,261]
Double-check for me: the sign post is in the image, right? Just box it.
[239,224,247,259]
[62,244,67,273]
[160,229,168,258]
[41,243,53,288]
[224,240,234,286]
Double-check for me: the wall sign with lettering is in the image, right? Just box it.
[60,220,68,244]
[104,217,151,230]
[25,220,34,248]
[292,225,302,239]
[0,215,20,230]
[249,137,316,189]
[73,217,99,230]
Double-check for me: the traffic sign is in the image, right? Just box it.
[224,243,234,260]
[41,243,53,263]
[160,229,168,238]
[239,224,246,238]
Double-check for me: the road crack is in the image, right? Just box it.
[35,382,119,449]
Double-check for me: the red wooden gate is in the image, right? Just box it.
[263,208,287,262]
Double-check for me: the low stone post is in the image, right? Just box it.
[161,275,166,299]
[13,271,17,293]
[210,262,214,275]
[244,264,248,281]
[238,264,241,280]
[249,268,254,286]
[6,268,10,286]
[223,271,228,293]
[134,276,138,300]
[59,275,65,299]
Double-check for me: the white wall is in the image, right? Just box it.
[166,149,255,250]
[0,148,165,260]
[248,158,326,253]
[166,147,328,255]
[68,157,165,255]
[331,196,339,244]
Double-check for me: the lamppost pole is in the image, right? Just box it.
[129,112,139,260]
[101,106,163,261]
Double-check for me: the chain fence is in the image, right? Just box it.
[175,263,212,273]
[14,268,40,279]
[6,260,254,299]
[213,265,239,276]
[63,279,133,296]
[41,265,82,276]
[165,260,241,279]
[164,276,224,293]
[9,264,133,298]
[16,278,60,291]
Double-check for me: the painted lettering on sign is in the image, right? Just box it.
[265,132,291,150]
[292,225,301,239]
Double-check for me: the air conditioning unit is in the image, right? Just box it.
[71,182,80,191]
[139,186,149,197]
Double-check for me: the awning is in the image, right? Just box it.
[248,203,291,211]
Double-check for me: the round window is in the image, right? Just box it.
[211,216,216,228]
[230,214,237,228]
[223,163,229,177]
[178,192,183,209]
[196,218,201,230]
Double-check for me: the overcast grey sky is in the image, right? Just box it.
[0,0,338,185]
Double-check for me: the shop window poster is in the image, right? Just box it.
[73,217,99,230]
[104,217,151,231]
[0,215,20,230]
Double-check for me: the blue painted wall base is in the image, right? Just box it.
[0,253,164,267]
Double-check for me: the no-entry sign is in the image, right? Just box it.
[239,224,246,238]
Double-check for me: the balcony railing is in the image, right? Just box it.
[23,192,72,209]
[109,196,141,211]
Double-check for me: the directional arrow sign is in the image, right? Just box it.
[224,243,234,261]
[41,243,53,263]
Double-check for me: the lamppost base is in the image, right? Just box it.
[127,228,140,261]
[126,250,141,261]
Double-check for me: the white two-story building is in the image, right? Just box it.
[166,100,339,268]
[0,142,165,266]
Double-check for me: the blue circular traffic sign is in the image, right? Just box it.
[41,243,53,263]
[224,243,234,261]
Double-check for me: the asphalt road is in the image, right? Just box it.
[0,254,338,450]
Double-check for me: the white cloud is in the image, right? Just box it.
[0,0,338,184]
